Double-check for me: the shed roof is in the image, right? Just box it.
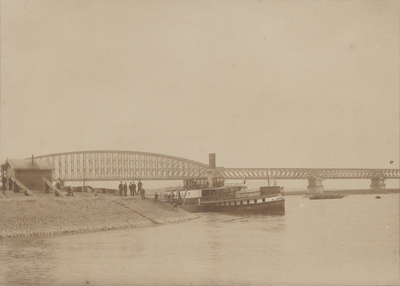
[4,159,54,170]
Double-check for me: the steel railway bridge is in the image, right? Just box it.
[32,150,399,192]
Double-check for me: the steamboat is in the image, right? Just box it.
[162,154,285,214]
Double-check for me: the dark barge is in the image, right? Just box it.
[309,192,346,200]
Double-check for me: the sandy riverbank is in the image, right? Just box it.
[0,191,198,238]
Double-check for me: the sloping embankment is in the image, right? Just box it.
[0,196,198,238]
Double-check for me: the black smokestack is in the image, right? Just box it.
[209,153,216,169]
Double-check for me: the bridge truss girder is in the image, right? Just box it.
[219,168,400,180]
[34,150,209,181]
[32,151,399,182]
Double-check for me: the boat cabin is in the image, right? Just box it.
[260,186,283,196]
[183,176,225,190]
[183,178,209,190]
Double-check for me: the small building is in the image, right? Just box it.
[2,158,54,191]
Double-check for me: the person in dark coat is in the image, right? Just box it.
[177,191,183,204]
[154,192,158,203]
[138,180,143,193]
[2,176,6,195]
[132,182,137,196]
[118,181,123,196]
[123,182,128,196]
[141,188,145,200]
[66,186,74,197]
[129,182,133,196]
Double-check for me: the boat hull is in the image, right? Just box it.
[179,198,285,215]
[309,195,345,200]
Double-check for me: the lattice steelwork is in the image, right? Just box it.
[219,168,400,180]
[34,150,209,181]
[32,150,399,181]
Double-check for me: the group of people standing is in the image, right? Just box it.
[2,176,20,194]
[118,180,145,199]
[167,191,182,208]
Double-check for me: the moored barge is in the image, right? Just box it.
[309,192,345,200]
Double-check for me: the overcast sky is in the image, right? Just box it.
[1,0,399,183]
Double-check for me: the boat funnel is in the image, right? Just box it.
[209,153,216,169]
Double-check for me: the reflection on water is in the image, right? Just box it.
[1,194,399,285]
[1,238,58,285]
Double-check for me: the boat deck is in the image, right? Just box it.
[201,194,283,205]
[199,189,283,204]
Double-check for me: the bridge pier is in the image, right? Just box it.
[370,178,385,190]
[307,178,323,194]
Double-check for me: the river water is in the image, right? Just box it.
[1,194,399,285]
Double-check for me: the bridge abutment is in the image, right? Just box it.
[307,178,323,193]
[370,178,386,190]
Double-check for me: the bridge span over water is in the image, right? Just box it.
[33,150,399,192]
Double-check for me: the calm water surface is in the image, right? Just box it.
[1,194,399,285]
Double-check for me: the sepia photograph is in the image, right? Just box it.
[0,0,399,285]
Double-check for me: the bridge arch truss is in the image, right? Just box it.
[34,150,209,181]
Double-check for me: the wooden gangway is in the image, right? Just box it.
[42,177,67,198]
[9,177,37,198]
